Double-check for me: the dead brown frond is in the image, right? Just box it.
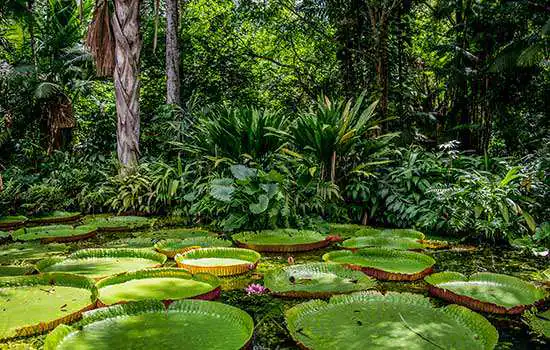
[86,0,115,77]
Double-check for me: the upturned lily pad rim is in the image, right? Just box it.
[83,216,152,232]
[175,247,260,276]
[44,300,254,350]
[425,271,548,314]
[233,229,330,252]
[96,268,221,306]
[11,225,97,243]
[264,262,376,298]
[322,247,436,281]
[154,237,232,258]
[29,211,81,224]
[0,273,97,339]
[0,215,29,229]
[36,248,168,280]
[341,236,425,251]
[285,291,498,350]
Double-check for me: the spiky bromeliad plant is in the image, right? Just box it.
[0,273,97,339]
[285,291,498,350]
[322,247,435,281]
[232,229,330,252]
[44,300,254,350]
[264,263,376,298]
[175,247,261,276]
[96,268,221,306]
[37,248,167,280]
[425,272,548,314]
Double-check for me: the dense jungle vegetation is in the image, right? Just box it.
[0,1,549,349]
[2,0,549,247]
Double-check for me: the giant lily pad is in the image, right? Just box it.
[523,308,550,339]
[425,272,548,314]
[285,291,498,350]
[264,263,376,298]
[11,225,97,243]
[233,229,330,252]
[175,247,260,276]
[104,237,158,249]
[96,268,221,306]
[356,228,426,240]
[328,224,368,238]
[0,273,97,339]
[0,265,36,277]
[37,248,167,280]
[322,248,435,281]
[138,227,214,239]
[83,216,151,232]
[342,236,425,251]
[0,242,70,264]
[44,300,254,350]
[29,211,81,225]
[155,237,232,258]
[0,216,28,230]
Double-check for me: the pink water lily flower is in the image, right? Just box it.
[245,283,268,295]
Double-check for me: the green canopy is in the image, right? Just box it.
[286,291,498,350]
[45,300,254,350]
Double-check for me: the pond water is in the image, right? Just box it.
[0,229,548,349]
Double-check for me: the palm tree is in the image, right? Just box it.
[165,0,180,105]
[87,0,141,166]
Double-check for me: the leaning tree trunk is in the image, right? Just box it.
[112,0,141,166]
[166,0,181,105]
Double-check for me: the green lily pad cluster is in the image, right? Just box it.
[155,236,232,258]
[29,211,81,225]
[233,229,329,252]
[12,225,97,243]
[83,215,151,232]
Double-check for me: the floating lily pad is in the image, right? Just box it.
[11,225,97,243]
[96,268,221,306]
[175,247,260,276]
[285,291,498,350]
[264,263,376,298]
[0,265,36,277]
[425,272,548,314]
[44,300,254,350]
[328,224,368,238]
[523,308,550,339]
[83,216,151,232]
[342,236,425,251]
[29,211,81,225]
[0,273,97,339]
[104,237,158,249]
[155,237,232,258]
[0,242,70,264]
[233,229,329,252]
[322,248,436,281]
[37,248,167,280]
[355,228,426,240]
[0,216,28,230]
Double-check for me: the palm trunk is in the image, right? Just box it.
[112,0,141,166]
[166,0,181,105]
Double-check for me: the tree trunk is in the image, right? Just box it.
[166,0,181,105]
[112,0,141,166]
